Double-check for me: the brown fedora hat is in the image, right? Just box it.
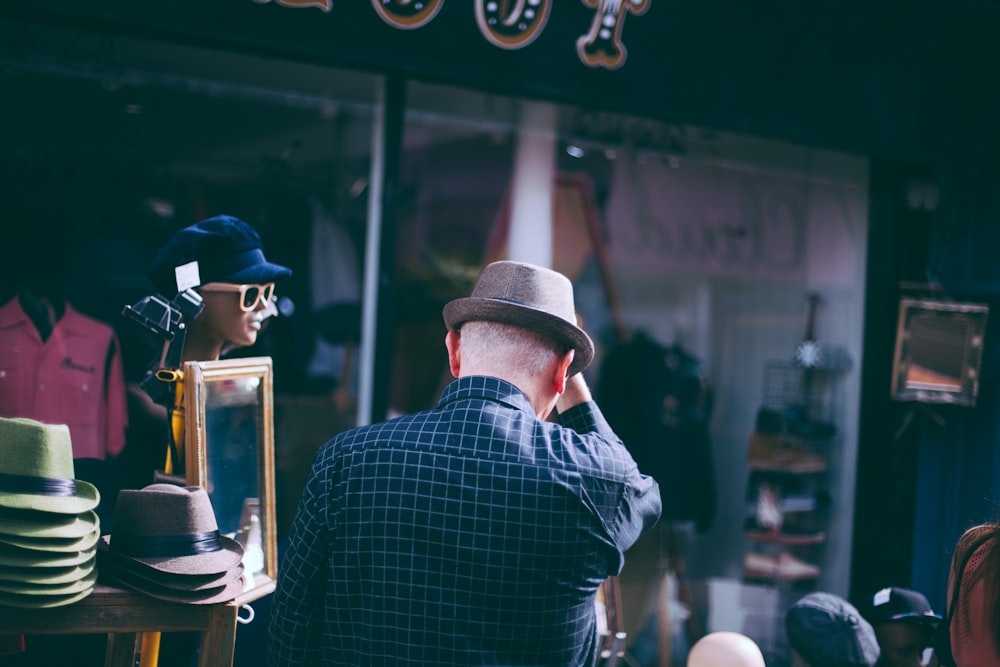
[98,551,245,592]
[98,484,243,576]
[442,261,594,375]
[0,417,100,515]
[100,568,246,605]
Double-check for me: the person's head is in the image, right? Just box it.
[148,215,291,360]
[441,260,593,417]
[858,587,941,667]
[947,523,1000,666]
[687,631,766,667]
[786,592,880,667]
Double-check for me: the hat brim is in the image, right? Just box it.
[443,297,594,375]
[0,565,96,596]
[0,509,99,539]
[0,557,96,585]
[0,542,95,568]
[0,480,100,515]
[222,262,292,287]
[100,568,246,605]
[885,612,943,626]
[97,533,244,576]
[0,585,94,608]
[99,553,245,592]
[0,525,99,553]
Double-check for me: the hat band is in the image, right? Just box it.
[204,249,266,282]
[111,530,224,558]
[0,471,77,497]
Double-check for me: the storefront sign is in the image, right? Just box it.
[254,0,650,70]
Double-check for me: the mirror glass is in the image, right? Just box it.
[184,357,277,604]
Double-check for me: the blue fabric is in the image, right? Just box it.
[268,375,661,666]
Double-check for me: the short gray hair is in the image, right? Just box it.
[459,321,564,376]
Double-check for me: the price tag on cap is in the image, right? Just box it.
[873,587,892,606]
[175,261,201,292]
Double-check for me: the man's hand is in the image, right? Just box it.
[557,373,592,413]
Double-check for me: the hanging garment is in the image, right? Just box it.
[597,331,716,532]
[0,295,127,460]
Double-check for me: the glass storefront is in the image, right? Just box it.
[1,19,869,665]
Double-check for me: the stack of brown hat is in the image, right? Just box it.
[0,417,101,608]
[97,484,245,604]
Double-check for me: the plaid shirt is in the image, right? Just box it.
[268,376,661,666]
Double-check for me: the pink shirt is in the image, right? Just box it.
[0,297,127,460]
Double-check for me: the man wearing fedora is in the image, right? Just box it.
[269,260,662,666]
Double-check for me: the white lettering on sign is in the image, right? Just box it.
[475,0,553,50]
[255,0,647,69]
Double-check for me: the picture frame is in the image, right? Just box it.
[890,298,988,406]
[183,356,277,605]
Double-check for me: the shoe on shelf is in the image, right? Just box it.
[743,552,778,579]
[776,551,821,581]
[743,551,822,582]
[747,431,827,473]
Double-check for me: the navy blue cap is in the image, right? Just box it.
[785,592,880,667]
[149,216,291,296]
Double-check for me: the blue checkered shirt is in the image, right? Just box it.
[268,376,661,666]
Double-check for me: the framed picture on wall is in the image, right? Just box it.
[891,298,989,406]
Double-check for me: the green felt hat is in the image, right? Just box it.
[0,417,100,515]
[0,563,96,596]
[0,541,95,568]
[0,556,96,585]
[0,524,100,553]
[0,585,95,608]
[0,508,99,540]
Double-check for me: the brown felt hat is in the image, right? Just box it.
[0,417,100,515]
[97,484,243,576]
[99,567,246,605]
[442,261,594,375]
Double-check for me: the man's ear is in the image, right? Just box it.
[445,329,462,378]
[554,349,574,394]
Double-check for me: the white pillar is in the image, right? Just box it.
[507,100,557,267]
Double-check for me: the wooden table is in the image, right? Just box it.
[0,585,239,667]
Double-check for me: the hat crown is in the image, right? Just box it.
[112,484,220,538]
[469,261,577,324]
[442,261,595,374]
[0,417,74,480]
[148,215,291,295]
[786,592,880,667]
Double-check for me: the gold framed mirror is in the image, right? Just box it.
[183,356,277,605]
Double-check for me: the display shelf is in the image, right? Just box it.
[0,584,239,667]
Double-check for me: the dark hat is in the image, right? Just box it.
[97,484,243,577]
[0,417,100,516]
[442,261,594,375]
[786,592,880,667]
[148,215,292,296]
[99,566,246,605]
[859,587,942,627]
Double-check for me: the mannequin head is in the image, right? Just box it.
[687,631,766,667]
[148,215,291,362]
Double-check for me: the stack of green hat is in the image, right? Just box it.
[0,417,101,608]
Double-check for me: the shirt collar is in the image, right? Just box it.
[436,376,536,415]
[0,296,88,337]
